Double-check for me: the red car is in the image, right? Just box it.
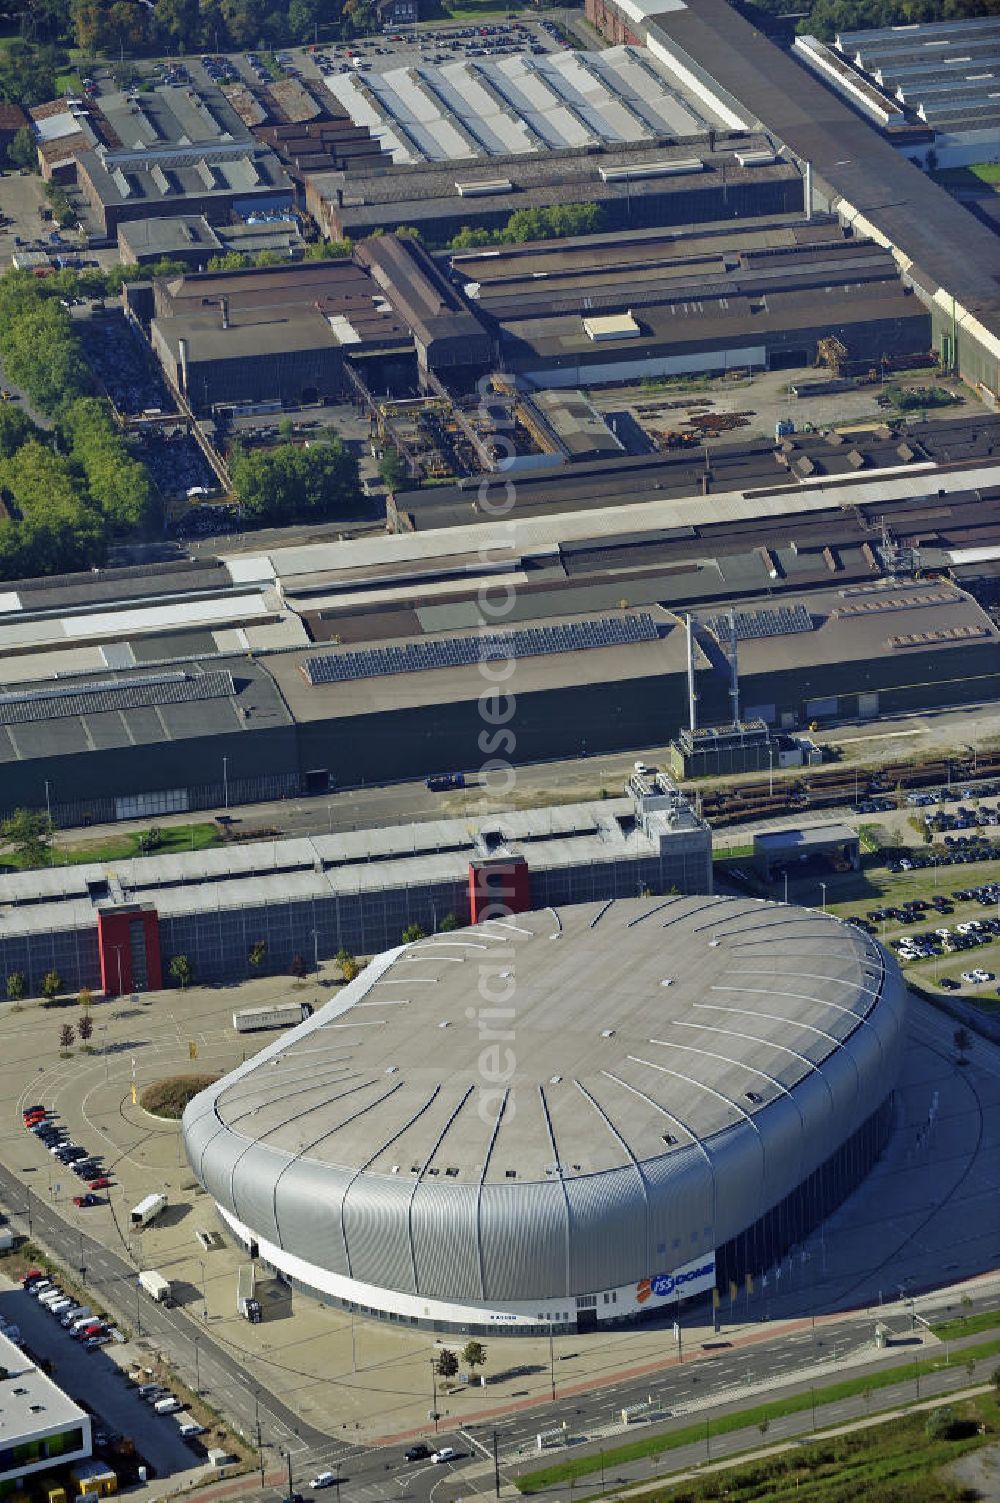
[24,1110,47,1126]
[22,1268,45,1287]
[73,1193,100,1208]
[88,1176,111,1190]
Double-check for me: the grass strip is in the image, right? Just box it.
[582,1392,1000,1503]
[515,1337,1000,1492]
[0,822,220,871]
[931,1308,1000,1341]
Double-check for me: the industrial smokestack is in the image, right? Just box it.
[685,613,697,733]
[177,337,189,396]
[220,295,229,330]
[804,160,812,221]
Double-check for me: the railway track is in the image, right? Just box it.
[697,752,1000,830]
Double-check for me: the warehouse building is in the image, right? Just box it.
[834,17,1000,169]
[0,778,711,996]
[3,447,1000,827]
[149,258,417,412]
[320,43,747,165]
[584,0,1000,399]
[0,1332,93,1490]
[307,134,803,244]
[76,138,293,238]
[182,896,907,1333]
[118,213,304,268]
[452,218,930,387]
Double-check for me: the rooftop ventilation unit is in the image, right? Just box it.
[456,177,513,196]
[599,158,703,182]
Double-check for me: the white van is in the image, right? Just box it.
[71,1312,96,1331]
[175,1417,205,1438]
[38,1288,65,1307]
[154,1396,181,1414]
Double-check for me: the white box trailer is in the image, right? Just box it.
[232,1001,313,1033]
[130,1193,167,1229]
[139,1270,172,1304]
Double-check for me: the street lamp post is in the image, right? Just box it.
[430,1358,439,1434]
[549,1323,556,1402]
[199,1258,207,1321]
[193,1333,201,1395]
[819,881,827,915]
[493,1429,501,1499]
[223,756,229,812]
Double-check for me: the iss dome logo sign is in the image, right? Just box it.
[636,1260,714,1304]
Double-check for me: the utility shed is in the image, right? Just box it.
[753,822,861,880]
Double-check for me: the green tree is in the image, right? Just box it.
[335,947,359,983]
[248,940,268,972]
[924,1405,957,1441]
[0,405,42,457]
[229,438,360,526]
[78,985,93,1010]
[461,1339,487,1373]
[435,1348,459,1380]
[7,125,39,172]
[137,826,162,854]
[61,397,156,534]
[169,954,194,989]
[289,951,308,982]
[401,923,425,944]
[439,913,460,932]
[6,972,26,1002]
[58,1021,75,1050]
[378,448,406,491]
[78,1012,93,1043]
[42,969,63,1002]
[303,237,352,261]
[1,808,53,867]
[0,44,57,108]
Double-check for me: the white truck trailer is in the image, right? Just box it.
[232,1001,313,1033]
[130,1193,167,1229]
[138,1270,172,1304]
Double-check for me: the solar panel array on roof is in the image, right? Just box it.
[705,604,813,642]
[302,614,659,686]
[0,670,235,726]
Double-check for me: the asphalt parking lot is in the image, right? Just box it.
[0,1274,203,1486]
[0,169,52,265]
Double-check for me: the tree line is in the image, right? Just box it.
[1,0,376,100]
[741,0,988,40]
[0,270,162,579]
[228,436,361,527]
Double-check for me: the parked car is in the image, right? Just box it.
[432,1447,457,1464]
[310,1472,338,1489]
[405,1443,431,1462]
[73,1193,100,1208]
[89,1176,112,1190]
